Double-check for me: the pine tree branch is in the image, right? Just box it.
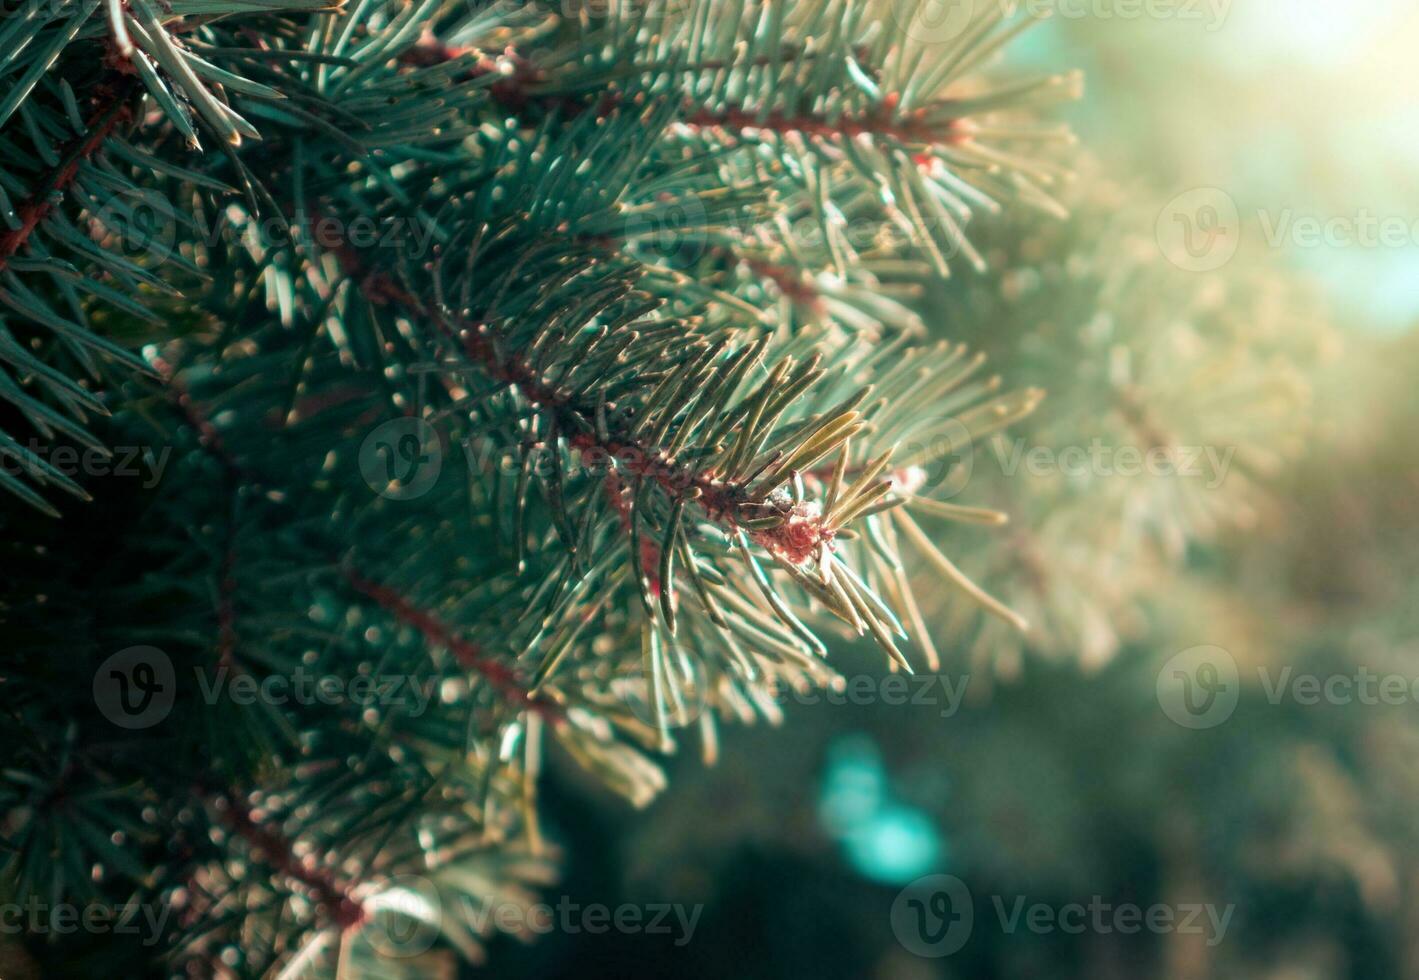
[344,570,561,720]
[154,351,546,700]
[151,354,248,484]
[321,221,838,559]
[400,40,971,149]
[217,535,239,669]
[680,95,972,148]
[734,252,826,314]
[399,40,560,112]
[604,470,671,601]
[206,788,367,929]
[150,354,249,668]
[0,74,142,274]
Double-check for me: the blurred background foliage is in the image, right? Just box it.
[483,3,1419,978]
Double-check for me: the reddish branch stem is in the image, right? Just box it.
[322,227,747,517]
[0,75,141,274]
[151,354,247,670]
[321,210,837,563]
[603,471,672,600]
[681,98,969,147]
[207,789,366,929]
[741,255,825,313]
[399,40,561,111]
[151,355,248,485]
[155,342,561,713]
[344,570,561,720]
[399,40,968,148]
[217,543,238,668]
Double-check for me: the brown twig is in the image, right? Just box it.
[206,788,367,929]
[0,74,141,273]
[344,569,562,720]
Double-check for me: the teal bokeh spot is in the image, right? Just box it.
[843,804,943,884]
[819,735,946,883]
[818,735,888,837]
